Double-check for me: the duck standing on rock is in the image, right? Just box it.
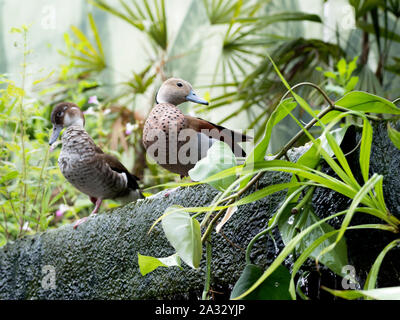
[49,102,143,229]
[143,78,252,177]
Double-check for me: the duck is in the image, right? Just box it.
[49,102,143,229]
[143,78,252,177]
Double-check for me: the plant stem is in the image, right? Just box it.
[1,207,9,239]
[272,104,335,161]
[201,205,232,243]
[281,82,335,108]
[18,29,28,237]
[31,147,50,233]
[202,234,212,300]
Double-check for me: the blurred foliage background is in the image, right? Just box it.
[0,0,399,245]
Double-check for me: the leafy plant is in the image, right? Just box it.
[139,52,400,300]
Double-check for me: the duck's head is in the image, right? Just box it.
[49,102,85,145]
[155,78,209,106]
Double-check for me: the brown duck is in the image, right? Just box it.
[143,78,252,177]
[49,102,143,228]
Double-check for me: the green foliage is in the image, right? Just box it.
[1,0,400,301]
[59,13,106,74]
[387,123,400,149]
[161,206,202,269]
[317,57,359,97]
[323,285,400,300]
[137,253,181,276]
[230,264,291,300]
[150,55,400,300]
[0,27,72,242]
[90,0,168,51]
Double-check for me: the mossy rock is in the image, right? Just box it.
[0,120,399,299]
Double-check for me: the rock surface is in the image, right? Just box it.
[0,120,399,299]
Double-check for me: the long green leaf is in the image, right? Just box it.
[323,286,400,300]
[335,91,400,114]
[360,118,373,183]
[364,239,400,291]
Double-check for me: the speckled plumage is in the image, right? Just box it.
[143,78,252,177]
[59,126,132,200]
[49,102,142,228]
[143,103,194,176]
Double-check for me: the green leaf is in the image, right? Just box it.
[345,76,359,92]
[250,98,298,162]
[337,58,347,77]
[137,253,181,276]
[237,12,322,24]
[232,210,348,300]
[323,286,400,300]
[231,264,291,300]
[0,171,19,183]
[162,206,202,269]
[319,126,349,157]
[240,98,297,188]
[278,204,348,276]
[316,174,384,264]
[364,239,400,291]
[335,91,400,114]
[387,123,400,150]
[360,119,373,183]
[189,141,237,191]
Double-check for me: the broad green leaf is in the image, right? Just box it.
[278,204,348,276]
[162,207,202,269]
[189,141,237,191]
[387,123,400,150]
[230,264,291,300]
[137,253,181,276]
[335,91,400,114]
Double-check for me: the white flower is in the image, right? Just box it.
[125,122,138,135]
[83,106,96,115]
[56,204,69,217]
[88,95,99,105]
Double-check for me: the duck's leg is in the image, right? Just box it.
[91,198,103,214]
[73,198,103,229]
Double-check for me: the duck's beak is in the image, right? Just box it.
[185,90,209,105]
[49,125,63,146]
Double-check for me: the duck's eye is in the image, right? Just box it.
[177,82,183,88]
[57,111,64,117]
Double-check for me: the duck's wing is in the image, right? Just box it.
[185,115,252,157]
[94,152,140,190]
